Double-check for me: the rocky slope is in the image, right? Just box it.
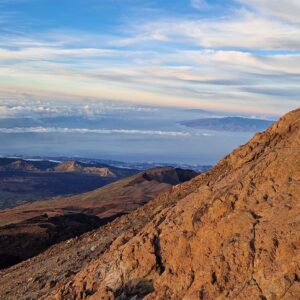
[0,167,196,271]
[50,108,300,300]
[0,108,299,300]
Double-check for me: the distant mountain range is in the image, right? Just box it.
[0,157,135,176]
[180,116,275,132]
[3,155,211,172]
[0,158,138,210]
[0,156,211,210]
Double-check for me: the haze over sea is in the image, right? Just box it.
[0,99,257,165]
[0,0,299,165]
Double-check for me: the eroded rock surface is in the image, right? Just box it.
[49,109,300,300]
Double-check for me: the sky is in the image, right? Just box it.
[0,0,300,116]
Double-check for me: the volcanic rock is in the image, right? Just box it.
[48,108,300,299]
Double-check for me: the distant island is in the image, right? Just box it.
[180,116,275,132]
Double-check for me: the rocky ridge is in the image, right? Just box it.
[53,161,117,177]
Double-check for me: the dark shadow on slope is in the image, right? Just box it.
[0,212,124,270]
[114,279,154,300]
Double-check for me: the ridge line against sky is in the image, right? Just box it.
[0,0,299,116]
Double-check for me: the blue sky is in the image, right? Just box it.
[0,0,300,116]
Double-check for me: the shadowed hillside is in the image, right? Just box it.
[0,167,197,271]
[0,159,138,209]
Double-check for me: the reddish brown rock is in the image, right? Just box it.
[48,108,300,300]
[54,161,117,177]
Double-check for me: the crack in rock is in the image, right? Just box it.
[249,212,267,300]
[153,235,165,275]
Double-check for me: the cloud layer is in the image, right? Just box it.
[0,97,159,118]
[0,126,190,137]
[0,0,299,116]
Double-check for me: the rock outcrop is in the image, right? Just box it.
[54,161,117,178]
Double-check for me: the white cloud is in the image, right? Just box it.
[0,126,190,136]
[0,47,118,61]
[236,0,300,24]
[135,11,300,51]
[0,98,161,118]
[0,47,299,115]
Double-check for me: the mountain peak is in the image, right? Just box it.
[55,160,82,172]
[54,160,118,177]
[214,107,300,173]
